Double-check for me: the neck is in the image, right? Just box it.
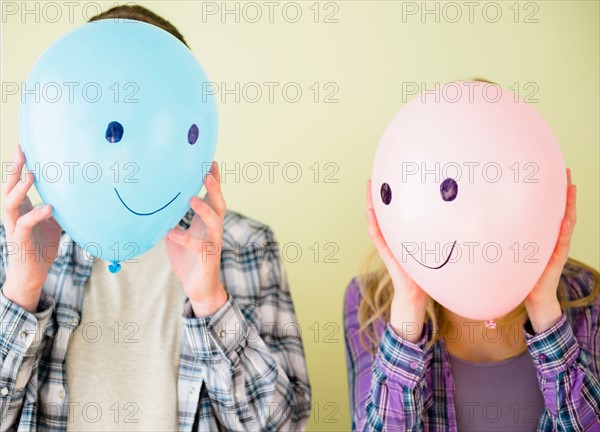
[439,307,528,363]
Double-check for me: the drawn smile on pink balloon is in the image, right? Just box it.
[114,188,181,216]
[385,177,459,269]
[402,240,457,269]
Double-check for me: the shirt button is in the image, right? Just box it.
[58,389,65,398]
[219,330,226,339]
[539,353,547,362]
[409,361,419,370]
[236,389,244,399]
[0,387,9,396]
[20,330,28,338]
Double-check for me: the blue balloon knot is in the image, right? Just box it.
[108,261,122,274]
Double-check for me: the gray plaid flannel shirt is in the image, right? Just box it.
[0,209,311,431]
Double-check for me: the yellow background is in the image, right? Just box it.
[2,1,598,430]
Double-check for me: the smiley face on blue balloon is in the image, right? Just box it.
[19,20,217,271]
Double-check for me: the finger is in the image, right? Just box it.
[543,182,576,271]
[4,171,34,210]
[190,196,222,236]
[554,183,577,255]
[2,146,26,198]
[3,172,34,230]
[210,161,221,184]
[167,228,221,256]
[13,204,52,239]
[565,184,577,228]
[366,180,415,283]
[546,216,572,269]
[366,182,401,264]
[366,180,388,251]
[366,179,374,211]
[365,205,413,284]
[46,215,62,232]
[365,205,392,259]
[204,162,221,191]
[163,233,180,251]
[168,227,197,249]
[203,170,226,219]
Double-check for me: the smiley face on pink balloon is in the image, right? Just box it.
[371,82,566,320]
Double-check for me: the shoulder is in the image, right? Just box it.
[222,210,276,247]
[219,210,281,272]
[0,222,5,276]
[218,211,287,305]
[560,258,600,303]
[560,258,600,372]
[344,277,361,316]
[344,277,365,337]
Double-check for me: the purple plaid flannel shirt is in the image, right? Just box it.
[344,260,600,431]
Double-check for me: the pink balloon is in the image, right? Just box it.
[371,82,566,321]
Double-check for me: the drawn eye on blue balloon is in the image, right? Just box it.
[188,123,199,145]
[105,121,124,143]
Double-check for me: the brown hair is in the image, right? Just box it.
[358,78,600,354]
[87,5,189,48]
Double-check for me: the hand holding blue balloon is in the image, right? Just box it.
[0,145,63,312]
[165,161,229,317]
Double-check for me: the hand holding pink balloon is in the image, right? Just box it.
[365,179,429,343]
[524,168,577,333]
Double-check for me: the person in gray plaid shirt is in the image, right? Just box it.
[0,6,311,431]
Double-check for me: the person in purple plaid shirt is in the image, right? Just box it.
[345,167,600,431]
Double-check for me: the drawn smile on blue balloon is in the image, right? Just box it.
[114,188,181,216]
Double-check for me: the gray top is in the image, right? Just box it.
[448,349,545,431]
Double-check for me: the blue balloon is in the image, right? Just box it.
[19,19,218,271]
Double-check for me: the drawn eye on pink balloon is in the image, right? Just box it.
[440,178,458,201]
[380,182,392,205]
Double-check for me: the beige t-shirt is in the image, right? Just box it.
[65,239,186,431]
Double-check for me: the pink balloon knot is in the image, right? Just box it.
[484,319,497,329]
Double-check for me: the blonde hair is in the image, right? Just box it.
[358,248,600,353]
[359,77,600,354]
